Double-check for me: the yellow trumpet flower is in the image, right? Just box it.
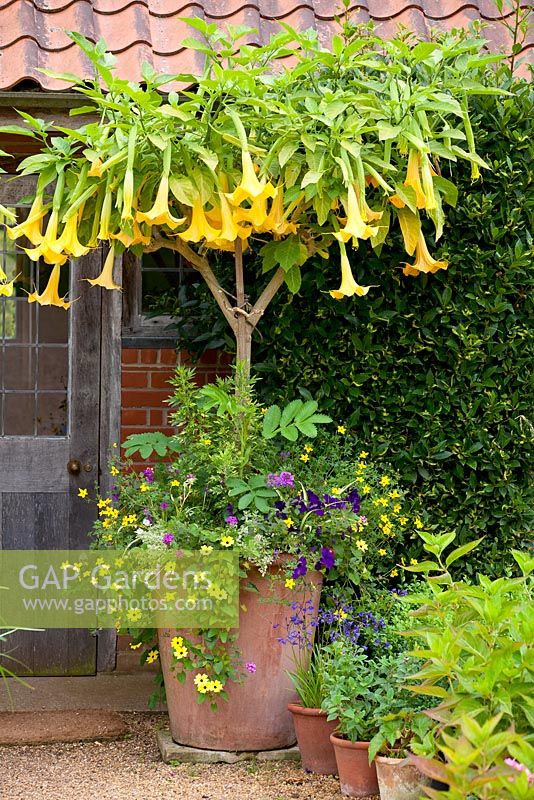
[24,210,68,266]
[330,242,375,299]
[255,187,298,235]
[179,197,221,243]
[356,187,383,223]
[28,263,71,309]
[0,279,15,297]
[334,185,379,243]
[226,150,276,206]
[402,232,448,276]
[121,169,134,221]
[88,158,103,178]
[110,217,151,247]
[6,193,47,245]
[85,246,121,291]
[136,175,185,230]
[97,188,113,241]
[388,194,406,209]
[233,195,269,230]
[420,153,437,211]
[404,150,427,209]
[53,214,89,258]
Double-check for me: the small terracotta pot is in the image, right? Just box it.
[330,734,379,797]
[287,704,338,775]
[375,755,431,800]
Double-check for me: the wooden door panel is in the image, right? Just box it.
[0,181,110,675]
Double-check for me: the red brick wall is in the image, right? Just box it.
[120,347,231,445]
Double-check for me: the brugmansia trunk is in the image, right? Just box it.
[235,315,252,379]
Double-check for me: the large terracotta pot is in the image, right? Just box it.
[159,563,322,751]
[330,734,379,797]
[287,703,338,775]
[375,755,431,800]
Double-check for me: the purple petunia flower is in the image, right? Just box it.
[143,467,155,484]
[245,662,257,674]
[162,533,174,545]
[225,515,238,526]
[160,502,169,510]
[316,546,335,571]
[292,556,308,579]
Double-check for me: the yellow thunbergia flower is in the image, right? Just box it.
[127,608,142,622]
[285,578,295,590]
[403,232,448,277]
[85,246,121,291]
[200,545,213,554]
[78,488,88,499]
[330,242,374,300]
[207,679,223,694]
[334,184,379,243]
[24,210,69,266]
[137,174,186,229]
[146,649,159,664]
[220,535,234,548]
[226,149,276,206]
[6,193,47,245]
[356,539,368,552]
[404,150,427,209]
[27,263,71,309]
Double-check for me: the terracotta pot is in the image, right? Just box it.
[287,704,338,775]
[330,734,379,797]
[159,564,322,751]
[375,755,431,800]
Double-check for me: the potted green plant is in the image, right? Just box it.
[286,646,339,775]
[85,367,411,751]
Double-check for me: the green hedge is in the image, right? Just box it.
[165,76,533,574]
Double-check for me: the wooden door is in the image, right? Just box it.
[0,178,120,675]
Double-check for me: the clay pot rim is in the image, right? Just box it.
[330,733,370,750]
[375,754,411,766]
[287,703,332,718]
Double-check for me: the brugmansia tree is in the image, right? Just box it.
[0,15,503,373]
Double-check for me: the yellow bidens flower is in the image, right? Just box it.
[389,489,400,499]
[170,479,180,487]
[362,485,371,494]
[300,453,309,463]
[201,438,212,446]
[331,488,342,496]
[220,535,234,548]
[378,548,387,556]
[359,451,369,459]
[146,649,159,665]
[304,445,314,453]
[337,425,346,434]
[415,518,424,529]
[336,609,348,620]
[78,488,88,499]
[380,476,391,487]
[410,558,418,565]
[283,518,294,528]
[97,498,111,509]
[121,514,137,526]
[139,483,150,492]
[284,578,295,590]
[390,569,399,577]
[399,517,408,525]
[110,466,120,476]
[356,539,368,552]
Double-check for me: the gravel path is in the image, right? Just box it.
[0,713,380,800]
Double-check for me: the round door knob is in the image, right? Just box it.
[67,459,82,476]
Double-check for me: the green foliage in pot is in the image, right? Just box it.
[402,534,534,798]
[287,646,329,710]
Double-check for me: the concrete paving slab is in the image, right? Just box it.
[0,709,127,746]
[157,729,301,765]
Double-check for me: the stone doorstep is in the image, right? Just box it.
[157,729,301,765]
